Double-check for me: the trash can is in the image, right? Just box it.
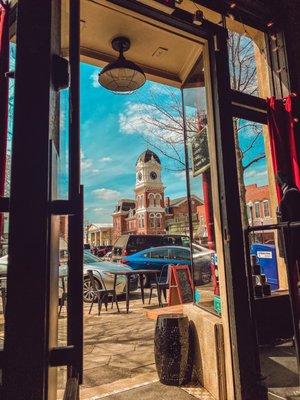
[154,314,193,386]
[250,243,279,290]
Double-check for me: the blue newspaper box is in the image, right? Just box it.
[250,243,279,290]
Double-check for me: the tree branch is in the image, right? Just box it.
[243,154,266,170]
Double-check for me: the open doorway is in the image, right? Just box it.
[4,1,297,400]
[57,2,221,398]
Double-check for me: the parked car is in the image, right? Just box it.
[122,245,214,286]
[0,251,138,303]
[103,251,112,260]
[63,250,138,302]
[93,245,113,258]
[112,234,190,262]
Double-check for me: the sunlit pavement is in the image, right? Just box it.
[56,292,214,400]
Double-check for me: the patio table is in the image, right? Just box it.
[58,274,68,315]
[107,269,162,313]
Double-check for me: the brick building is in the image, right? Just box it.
[197,183,275,244]
[112,150,202,243]
[165,195,202,237]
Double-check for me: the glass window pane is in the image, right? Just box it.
[228,31,258,96]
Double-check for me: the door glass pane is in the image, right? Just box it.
[58,89,69,199]
[234,118,298,392]
[182,50,221,311]
[0,36,16,348]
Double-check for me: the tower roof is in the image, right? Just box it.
[136,150,161,165]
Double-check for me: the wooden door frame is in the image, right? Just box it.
[2,1,61,399]
[108,2,266,398]
[1,1,277,398]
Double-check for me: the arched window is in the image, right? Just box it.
[155,213,162,228]
[155,193,161,207]
[148,193,155,207]
[263,200,270,218]
[140,194,144,208]
[149,213,155,228]
[254,201,260,218]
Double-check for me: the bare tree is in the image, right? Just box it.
[123,31,265,228]
[229,31,265,226]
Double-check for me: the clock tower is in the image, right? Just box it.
[135,150,165,234]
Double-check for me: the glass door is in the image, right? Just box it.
[1,2,83,399]
[180,28,264,399]
[1,1,266,398]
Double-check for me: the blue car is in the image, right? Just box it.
[122,245,213,286]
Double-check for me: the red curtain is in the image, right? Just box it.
[267,94,300,200]
[0,1,9,236]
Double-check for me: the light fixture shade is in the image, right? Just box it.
[99,55,146,93]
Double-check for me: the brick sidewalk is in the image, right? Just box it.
[55,291,213,399]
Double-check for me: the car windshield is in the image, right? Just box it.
[83,251,102,264]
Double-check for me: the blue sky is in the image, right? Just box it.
[59,63,190,224]
[6,44,268,225]
[58,62,268,224]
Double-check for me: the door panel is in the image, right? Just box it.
[2,1,83,399]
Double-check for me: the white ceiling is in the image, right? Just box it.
[61,0,205,87]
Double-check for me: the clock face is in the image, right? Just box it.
[150,171,157,180]
[138,172,142,181]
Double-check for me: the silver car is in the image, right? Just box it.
[0,251,138,303]
[81,251,138,302]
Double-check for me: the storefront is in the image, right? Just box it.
[0,1,299,399]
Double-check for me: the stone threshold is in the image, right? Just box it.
[57,372,158,400]
[57,373,215,400]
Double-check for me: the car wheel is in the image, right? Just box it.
[83,276,101,303]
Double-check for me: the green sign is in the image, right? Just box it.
[191,127,210,177]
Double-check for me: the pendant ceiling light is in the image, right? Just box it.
[98,37,146,93]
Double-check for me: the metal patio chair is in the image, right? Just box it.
[148,264,170,305]
[58,276,68,316]
[87,269,120,315]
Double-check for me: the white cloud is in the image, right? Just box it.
[92,188,120,201]
[119,102,184,143]
[173,170,186,180]
[81,150,93,171]
[99,156,112,162]
[81,151,101,175]
[244,169,267,179]
[90,70,100,88]
[93,207,104,212]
